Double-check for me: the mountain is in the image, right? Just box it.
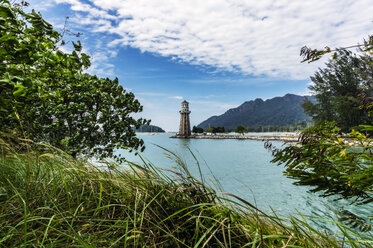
[134,125,165,133]
[198,94,315,130]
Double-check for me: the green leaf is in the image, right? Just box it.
[72,41,82,52]
[332,52,337,60]
[13,84,26,97]
[360,125,373,131]
[0,5,16,19]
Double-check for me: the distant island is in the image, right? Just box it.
[134,124,165,133]
[198,94,315,132]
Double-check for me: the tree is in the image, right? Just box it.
[214,126,225,133]
[269,96,373,231]
[206,126,225,134]
[300,36,373,63]
[302,50,371,132]
[192,126,204,133]
[269,122,372,200]
[35,74,148,159]
[0,1,148,160]
[269,37,373,198]
[268,34,373,231]
[207,126,216,134]
[235,125,246,135]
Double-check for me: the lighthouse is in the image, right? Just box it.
[178,100,191,137]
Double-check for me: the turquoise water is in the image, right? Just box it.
[118,133,372,234]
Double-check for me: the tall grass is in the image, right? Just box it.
[0,134,371,247]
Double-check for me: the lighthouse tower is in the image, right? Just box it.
[178,100,191,137]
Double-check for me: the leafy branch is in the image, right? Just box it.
[300,35,373,62]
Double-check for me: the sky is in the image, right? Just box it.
[27,0,373,131]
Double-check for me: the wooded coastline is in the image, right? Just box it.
[171,134,299,142]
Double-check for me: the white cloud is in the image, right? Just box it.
[169,96,183,100]
[79,43,116,78]
[27,0,56,11]
[54,0,117,20]
[53,0,373,79]
[85,53,115,78]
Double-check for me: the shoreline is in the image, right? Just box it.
[170,134,372,146]
[170,134,299,142]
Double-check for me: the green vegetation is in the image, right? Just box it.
[235,125,247,135]
[192,126,204,133]
[272,41,373,203]
[0,0,148,160]
[270,105,373,233]
[207,126,225,134]
[1,1,372,246]
[271,38,373,233]
[302,50,373,132]
[270,123,373,204]
[197,122,312,134]
[198,94,313,131]
[300,36,373,63]
[232,120,313,133]
[1,135,372,247]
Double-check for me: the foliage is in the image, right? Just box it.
[270,37,373,231]
[270,47,373,229]
[192,125,204,133]
[208,126,225,133]
[1,135,371,247]
[302,50,372,132]
[269,123,373,203]
[268,122,373,231]
[0,0,148,159]
[300,35,373,63]
[207,126,225,134]
[235,125,247,135]
[233,120,313,132]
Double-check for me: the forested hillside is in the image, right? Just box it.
[198,94,314,130]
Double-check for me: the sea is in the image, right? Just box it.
[117,132,372,236]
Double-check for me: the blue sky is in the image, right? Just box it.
[28,0,373,131]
